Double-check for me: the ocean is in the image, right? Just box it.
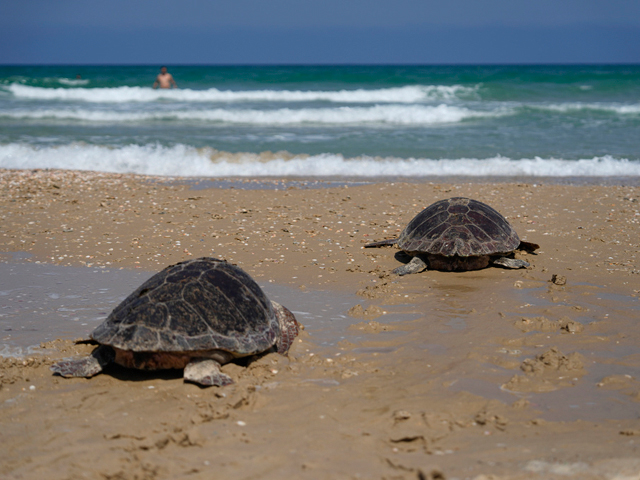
[1,64,639,178]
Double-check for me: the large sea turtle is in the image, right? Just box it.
[366,197,539,275]
[51,257,300,386]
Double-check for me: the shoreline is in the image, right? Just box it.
[175,175,640,188]
[1,168,639,479]
[6,167,640,188]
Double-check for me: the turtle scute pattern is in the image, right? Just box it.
[398,197,520,257]
[51,257,299,386]
[91,258,278,356]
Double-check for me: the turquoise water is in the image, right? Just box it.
[1,64,639,177]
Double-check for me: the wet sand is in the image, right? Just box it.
[1,168,640,480]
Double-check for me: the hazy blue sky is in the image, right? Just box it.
[2,0,640,64]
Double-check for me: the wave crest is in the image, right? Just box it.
[524,102,640,115]
[0,104,498,126]
[5,84,478,104]
[1,143,638,177]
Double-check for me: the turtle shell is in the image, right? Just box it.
[91,258,278,355]
[397,197,520,257]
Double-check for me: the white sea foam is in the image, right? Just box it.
[0,344,42,358]
[1,143,638,177]
[0,104,498,126]
[57,78,90,86]
[526,102,640,115]
[5,84,477,104]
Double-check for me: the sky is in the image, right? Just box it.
[2,0,640,64]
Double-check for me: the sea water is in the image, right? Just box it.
[0,257,396,357]
[1,64,639,178]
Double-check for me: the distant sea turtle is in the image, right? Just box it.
[366,197,539,275]
[51,257,300,386]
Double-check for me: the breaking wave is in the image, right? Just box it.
[524,103,640,115]
[5,83,478,104]
[1,143,638,177]
[0,104,500,126]
[57,78,90,86]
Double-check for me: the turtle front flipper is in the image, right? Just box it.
[393,256,428,276]
[51,345,114,378]
[492,257,530,269]
[184,358,233,387]
[272,301,300,354]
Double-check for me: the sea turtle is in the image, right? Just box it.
[51,257,300,386]
[365,197,539,275]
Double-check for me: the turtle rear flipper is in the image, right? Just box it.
[51,345,114,378]
[365,238,397,248]
[492,257,530,269]
[184,358,233,387]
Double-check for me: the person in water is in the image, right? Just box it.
[153,66,177,89]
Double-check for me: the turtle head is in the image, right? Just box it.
[518,240,540,253]
[271,301,301,355]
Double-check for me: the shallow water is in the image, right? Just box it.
[262,282,410,348]
[177,178,374,191]
[0,256,151,356]
[442,274,640,421]
[0,255,404,356]
[2,255,639,422]
[176,176,640,190]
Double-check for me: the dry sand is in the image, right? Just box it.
[1,169,640,480]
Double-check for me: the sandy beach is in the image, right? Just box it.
[1,168,639,480]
